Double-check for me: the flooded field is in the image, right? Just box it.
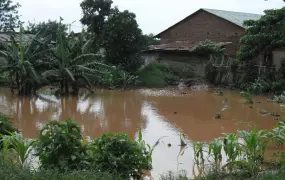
[0,87,283,178]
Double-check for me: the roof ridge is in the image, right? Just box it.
[202,8,263,16]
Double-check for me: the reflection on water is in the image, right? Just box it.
[0,88,283,178]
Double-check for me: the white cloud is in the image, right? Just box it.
[16,0,284,34]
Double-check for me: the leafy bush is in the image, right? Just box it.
[88,133,152,179]
[101,69,139,89]
[36,120,88,170]
[240,78,270,94]
[192,39,227,56]
[138,62,176,87]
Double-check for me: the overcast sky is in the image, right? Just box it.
[16,0,284,35]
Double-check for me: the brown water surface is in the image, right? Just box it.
[0,87,283,178]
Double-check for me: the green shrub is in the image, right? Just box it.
[0,113,17,149]
[88,133,152,179]
[101,69,139,89]
[36,120,88,170]
[138,62,176,87]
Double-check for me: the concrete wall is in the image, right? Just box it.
[159,10,245,56]
[142,52,208,77]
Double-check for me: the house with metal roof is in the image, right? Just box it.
[143,8,262,77]
[152,8,262,56]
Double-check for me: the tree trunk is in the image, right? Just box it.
[71,82,79,95]
[64,79,69,95]
[60,80,64,94]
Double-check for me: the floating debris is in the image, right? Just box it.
[168,143,172,147]
[259,109,269,115]
[215,113,222,119]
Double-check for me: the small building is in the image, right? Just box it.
[143,8,262,77]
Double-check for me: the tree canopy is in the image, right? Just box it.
[80,0,113,36]
[80,0,144,72]
[238,7,285,61]
[103,8,144,72]
[26,20,68,42]
[0,0,21,31]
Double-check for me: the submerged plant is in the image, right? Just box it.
[192,142,205,166]
[208,138,223,170]
[238,126,268,175]
[223,133,241,170]
[267,91,285,103]
[240,89,253,104]
[1,132,35,169]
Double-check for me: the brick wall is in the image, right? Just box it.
[159,10,245,57]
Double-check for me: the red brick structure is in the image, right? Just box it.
[154,8,261,56]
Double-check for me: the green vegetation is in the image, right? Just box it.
[0,117,152,179]
[160,171,188,180]
[240,89,253,104]
[36,120,88,170]
[1,132,35,169]
[0,113,17,148]
[0,0,22,32]
[138,62,195,88]
[190,123,285,180]
[138,62,172,87]
[0,162,121,180]
[88,133,151,179]
[0,0,154,95]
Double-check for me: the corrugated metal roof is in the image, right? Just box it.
[144,41,232,52]
[155,8,262,38]
[202,8,262,28]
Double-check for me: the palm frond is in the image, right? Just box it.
[64,68,75,81]
[82,38,94,54]
[42,70,60,78]
[0,50,8,57]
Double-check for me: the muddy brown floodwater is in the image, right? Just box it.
[0,87,284,179]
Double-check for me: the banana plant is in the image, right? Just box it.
[42,20,108,95]
[0,28,52,95]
